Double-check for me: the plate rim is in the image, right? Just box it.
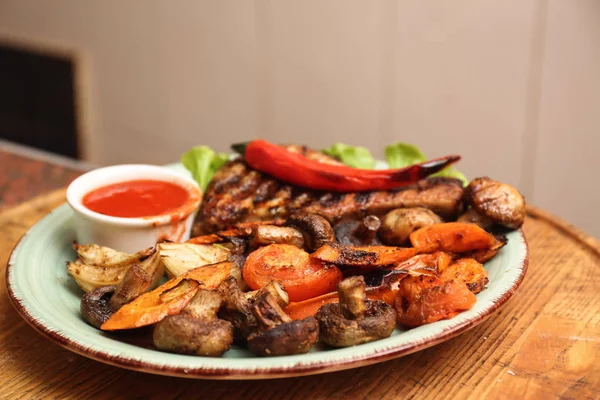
[5,206,529,380]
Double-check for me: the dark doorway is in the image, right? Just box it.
[0,43,79,158]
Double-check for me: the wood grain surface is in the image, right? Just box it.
[1,190,599,400]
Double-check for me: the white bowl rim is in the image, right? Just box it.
[66,164,201,228]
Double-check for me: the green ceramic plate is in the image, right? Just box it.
[6,164,528,379]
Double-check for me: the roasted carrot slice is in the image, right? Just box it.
[409,222,500,254]
[187,228,251,245]
[311,243,418,267]
[243,244,342,302]
[439,258,489,294]
[101,262,232,330]
[285,292,339,320]
[393,274,476,327]
[284,290,396,320]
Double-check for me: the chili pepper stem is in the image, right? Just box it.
[231,142,250,156]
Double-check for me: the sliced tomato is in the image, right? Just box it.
[243,244,343,302]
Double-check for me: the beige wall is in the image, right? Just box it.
[1,1,599,237]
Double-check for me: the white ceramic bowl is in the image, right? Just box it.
[66,164,202,253]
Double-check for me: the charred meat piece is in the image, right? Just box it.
[316,276,396,347]
[153,289,234,357]
[247,292,319,356]
[194,158,465,235]
[379,207,443,246]
[464,177,526,229]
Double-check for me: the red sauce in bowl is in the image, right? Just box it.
[82,180,190,218]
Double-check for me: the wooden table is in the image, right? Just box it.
[1,145,599,399]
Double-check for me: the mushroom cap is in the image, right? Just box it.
[80,285,116,329]
[316,300,396,347]
[285,213,335,252]
[456,208,493,230]
[247,317,319,356]
[333,217,383,246]
[379,208,443,246]
[153,315,234,357]
[464,177,525,229]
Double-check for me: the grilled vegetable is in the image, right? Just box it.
[284,213,335,252]
[80,286,116,329]
[394,275,476,327]
[67,245,161,293]
[285,251,455,321]
[233,139,460,192]
[249,225,305,249]
[311,243,417,267]
[158,242,230,277]
[243,244,342,302]
[464,177,526,229]
[153,289,234,357]
[439,258,489,294]
[316,276,396,347]
[379,207,443,246]
[247,292,319,356]
[409,222,502,254]
[101,262,232,331]
[334,216,382,246]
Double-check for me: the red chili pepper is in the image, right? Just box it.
[232,139,461,192]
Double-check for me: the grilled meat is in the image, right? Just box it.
[194,158,465,236]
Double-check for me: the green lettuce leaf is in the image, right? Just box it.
[433,167,468,185]
[181,146,230,191]
[384,143,427,168]
[322,143,376,169]
[384,142,468,186]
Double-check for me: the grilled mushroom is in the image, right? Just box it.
[315,276,396,347]
[464,177,526,229]
[153,289,234,357]
[80,257,160,328]
[334,216,383,246]
[108,265,152,311]
[249,225,305,249]
[217,276,257,341]
[284,213,335,252]
[247,292,319,356]
[81,285,116,329]
[456,208,493,230]
[218,277,290,343]
[379,208,443,245]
